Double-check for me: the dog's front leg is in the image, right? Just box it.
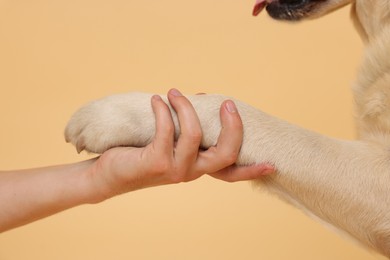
[230,98,390,257]
[65,92,390,257]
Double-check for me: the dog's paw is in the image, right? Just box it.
[65,92,158,153]
[65,92,234,154]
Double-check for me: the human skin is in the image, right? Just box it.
[0,89,274,232]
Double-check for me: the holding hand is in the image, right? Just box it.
[0,89,274,232]
[90,89,274,199]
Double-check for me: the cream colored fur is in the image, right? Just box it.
[65,0,390,257]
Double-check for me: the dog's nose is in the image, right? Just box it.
[279,0,307,6]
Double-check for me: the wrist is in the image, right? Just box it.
[79,158,113,204]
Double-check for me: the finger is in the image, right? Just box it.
[215,100,243,155]
[150,95,175,155]
[196,100,243,173]
[208,163,275,182]
[167,89,203,170]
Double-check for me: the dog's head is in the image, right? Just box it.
[253,0,390,42]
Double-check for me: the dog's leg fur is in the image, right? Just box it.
[65,91,390,256]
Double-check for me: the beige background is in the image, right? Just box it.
[0,0,386,259]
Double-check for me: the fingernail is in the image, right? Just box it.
[170,88,183,97]
[259,164,275,175]
[225,100,237,113]
[152,95,162,101]
[261,169,275,175]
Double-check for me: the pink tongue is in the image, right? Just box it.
[252,0,266,16]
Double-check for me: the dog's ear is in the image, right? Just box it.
[350,3,368,42]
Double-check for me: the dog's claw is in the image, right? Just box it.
[76,138,86,154]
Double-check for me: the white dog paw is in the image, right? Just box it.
[65,92,158,153]
[65,92,234,154]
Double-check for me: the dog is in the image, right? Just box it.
[64,0,390,257]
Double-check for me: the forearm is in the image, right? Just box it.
[0,159,104,232]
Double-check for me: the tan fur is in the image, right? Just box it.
[65,0,390,257]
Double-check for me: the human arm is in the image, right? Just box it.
[0,89,273,232]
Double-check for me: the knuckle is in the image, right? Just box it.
[156,127,174,143]
[151,160,171,175]
[186,130,203,144]
[221,151,239,165]
[165,122,175,134]
[157,135,173,147]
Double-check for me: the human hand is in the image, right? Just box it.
[88,89,274,200]
[0,89,274,231]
